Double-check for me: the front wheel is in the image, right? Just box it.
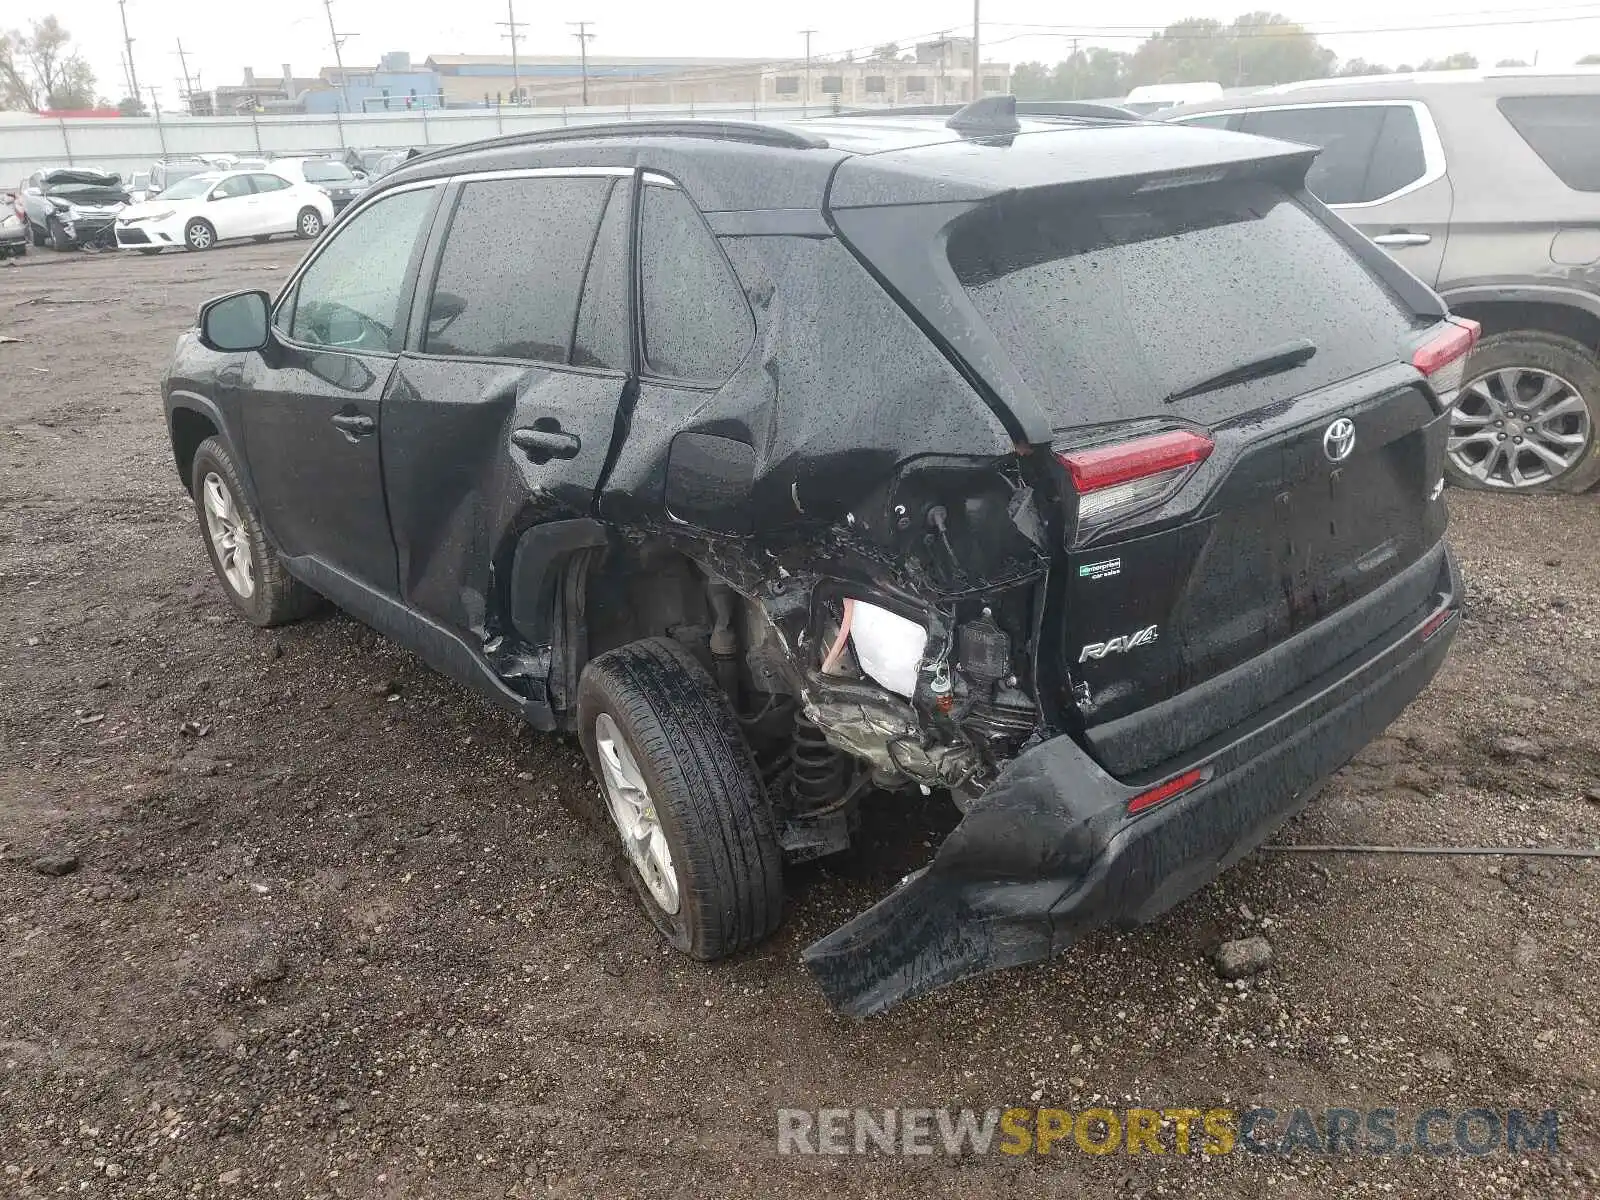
[184,218,215,251]
[190,437,320,627]
[1447,331,1600,493]
[47,218,73,251]
[29,221,47,247]
[296,207,324,239]
[576,638,784,960]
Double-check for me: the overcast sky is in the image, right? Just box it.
[18,0,1600,104]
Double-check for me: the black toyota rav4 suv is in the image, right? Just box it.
[163,98,1469,1015]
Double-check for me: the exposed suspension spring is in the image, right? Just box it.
[790,710,849,814]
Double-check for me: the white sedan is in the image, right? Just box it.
[114,169,335,254]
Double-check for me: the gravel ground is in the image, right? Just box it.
[1,243,1598,1198]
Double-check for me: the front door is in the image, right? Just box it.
[239,184,442,593]
[245,172,297,235]
[383,170,633,639]
[204,174,259,241]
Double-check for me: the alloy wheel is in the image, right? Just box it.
[200,472,256,598]
[300,212,322,236]
[592,712,680,914]
[1448,367,1592,489]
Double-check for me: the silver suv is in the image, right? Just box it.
[1170,70,1600,493]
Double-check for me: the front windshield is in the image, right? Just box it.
[159,175,218,201]
[304,161,354,183]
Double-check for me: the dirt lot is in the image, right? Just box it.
[1,242,1598,1198]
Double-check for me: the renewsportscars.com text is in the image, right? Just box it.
[776,1106,1561,1157]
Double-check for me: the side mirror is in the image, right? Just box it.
[199,290,271,353]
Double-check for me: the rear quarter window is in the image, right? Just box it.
[948,181,1419,428]
[1497,95,1600,191]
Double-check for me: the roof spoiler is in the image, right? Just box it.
[946,95,1020,136]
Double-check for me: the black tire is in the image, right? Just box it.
[184,218,215,251]
[576,637,784,960]
[296,207,323,239]
[1447,331,1600,494]
[29,221,47,247]
[190,437,320,627]
[46,217,73,251]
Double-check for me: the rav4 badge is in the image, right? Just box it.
[1079,625,1160,662]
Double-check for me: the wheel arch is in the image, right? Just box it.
[1444,290,1600,357]
[169,402,222,489]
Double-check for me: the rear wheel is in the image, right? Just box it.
[576,638,784,959]
[184,218,215,251]
[1447,331,1600,493]
[296,207,323,239]
[190,437,320,627]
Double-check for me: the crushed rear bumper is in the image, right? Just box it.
[803,544,1462,1016]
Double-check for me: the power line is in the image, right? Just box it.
[568,21,596,106]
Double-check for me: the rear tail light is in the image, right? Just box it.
[1055,429,1214,542]
[1413,318,1480,410]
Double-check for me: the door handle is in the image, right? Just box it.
[512,426,581,460]
[1372,231,1431,247]
[330,412,376,440]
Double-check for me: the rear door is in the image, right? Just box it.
[1233,102,1453,285]
[383,168,632,647]
[939,178,1448,776]
[246,172,297,233]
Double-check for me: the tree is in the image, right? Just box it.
[871,42,899,62]
[1009,62,1055,99]
[0,17,97,111]
[1126,13,1332,88]
[1416,52,1478,70]
[1058,47,1133,98]
[1337,58,1393,76]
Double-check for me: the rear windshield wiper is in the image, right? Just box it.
[1164,338,1317,403]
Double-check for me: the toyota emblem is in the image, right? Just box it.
[1323,418,1356,463]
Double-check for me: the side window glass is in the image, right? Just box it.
[424,175,611,363]
[283,187,436,353]
[572,180,631,370]
[1240,106,1386,205]
[639,184,753,383]
[1498,95,1600,192]
[1176,113,1238,131]
[213,175,252,200]
[1363,106,1428,200]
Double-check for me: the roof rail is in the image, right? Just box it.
[833,98,1143,125]
[1015,100,1146,122]
[402,120,828,169]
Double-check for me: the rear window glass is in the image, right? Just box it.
[949,182,1417,428]
[1498,95,1600,192]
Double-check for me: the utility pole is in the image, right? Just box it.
[175,39,195,112]
[322,0,356,112]
[497,1,523,105]
[1070,36,1080,100]
[117,0,141,103]
[799,29,816,111]
[568,22,595,106]
[934,31,948,103]
[971,0,981,100]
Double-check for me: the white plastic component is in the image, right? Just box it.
[848,602,927,698]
